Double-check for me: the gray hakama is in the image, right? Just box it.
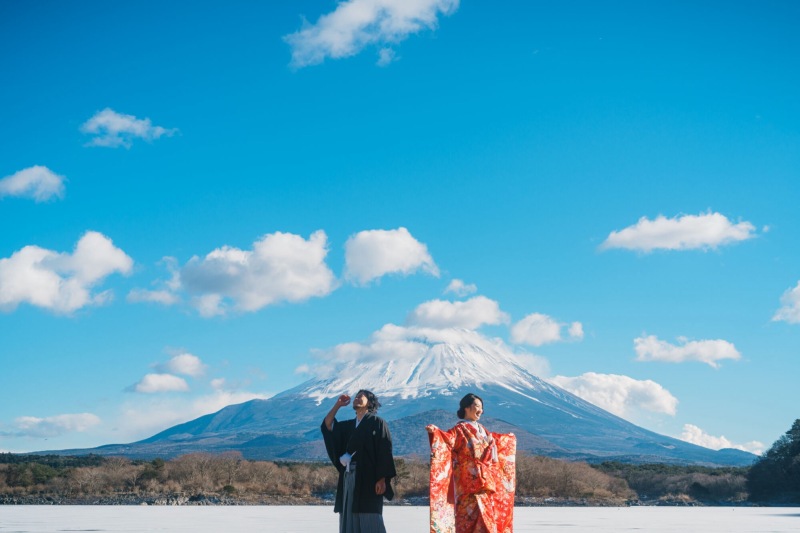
[339,463,387,533]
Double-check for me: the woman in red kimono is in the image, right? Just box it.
[426,393,516,533]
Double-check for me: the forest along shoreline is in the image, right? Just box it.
[4,452,791,507]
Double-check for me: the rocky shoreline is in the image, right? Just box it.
[0,492,350,506]
[0,494,756,507]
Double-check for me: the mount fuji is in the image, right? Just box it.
[52,327,755,466]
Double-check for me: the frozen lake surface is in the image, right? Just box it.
[1,505,799,532]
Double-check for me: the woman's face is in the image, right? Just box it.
[463,399,483,421]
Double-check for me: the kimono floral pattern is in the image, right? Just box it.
[428,422,516,533]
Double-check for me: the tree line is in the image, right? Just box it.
[0,452,741,504]
[746,418,800,503]
[2,418,796,505]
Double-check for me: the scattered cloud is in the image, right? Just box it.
[514,353,552,379]
[117,389,271,441]
[680,423,764,455]
[512,313,560,346]
[14,413,101,438]
[294,364,312,376]
[511,313,584,346]
[773,280,800,324]
[190,390,268,417]
[0,165,65,202]
[157,352,207,378]
[344,227,438,285]
[634,335,741,368]
[600,212,757,252]
[127,288,180,305]
[192,294,225,318]
[444,279,477,297]
[135,228,437,314]
[127,257,182,306]
[285,0,459,68]
[81,108,177,148]
[407,296,508,329]
[312,323,431,367]
[0,231,133,313]
[568,321,584,339]
[377,47,398,66]
[180,230,337,316]
[550,372,678,418]
[131,373,190,394]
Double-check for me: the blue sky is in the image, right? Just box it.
[1,0,798,455]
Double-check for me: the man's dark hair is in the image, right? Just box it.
[356,389,381,413]
[457,393,483,419]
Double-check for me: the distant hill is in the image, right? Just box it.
[43,331,756,466]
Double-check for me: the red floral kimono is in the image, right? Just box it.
[428,421,516,533]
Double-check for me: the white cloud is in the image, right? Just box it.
[377,47,398,66]
[634,335,741,368]
[680,424,764,455]
[285,0,459,68]
[117,389,271,441]
[132,373,190,394]
[127,288,180,305]
[80,108,177,148]
[159,352,207,378]
[0,165,65,202]
[294,365,312,376]
[192,294,226,317]
[568,321,584,340]
[128,257,182,306]
[601,212,757,252]
[344,227,438,285]
[190,390,267,416]
[444,279,477,297]
[0,231,133,313]
[514,353,551,378]
[14,413,101,438]
[511,313,584,347]
[773,281,800,324]
[407,296,509,329]
[550,372,678,418]
[180,230,337,315]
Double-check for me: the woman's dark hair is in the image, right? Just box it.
[356,389,381,413]
[457,393,483,419]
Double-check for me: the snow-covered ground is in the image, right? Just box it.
[1,505,799,532]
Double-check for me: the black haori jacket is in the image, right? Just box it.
[321,412,397,514]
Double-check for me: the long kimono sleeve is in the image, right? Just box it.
[375,417,397,497]
[320,418,346,473]
[428,425,456,533]
[321,418,350,513]
[490,431,516,533]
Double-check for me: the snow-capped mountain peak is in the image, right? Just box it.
[295,326,547,403]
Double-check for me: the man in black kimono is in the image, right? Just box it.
[321,389,397,533]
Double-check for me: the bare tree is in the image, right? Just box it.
[217,452,244,487]
[168,453,216,492]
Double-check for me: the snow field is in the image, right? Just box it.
[0,505,799,532]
